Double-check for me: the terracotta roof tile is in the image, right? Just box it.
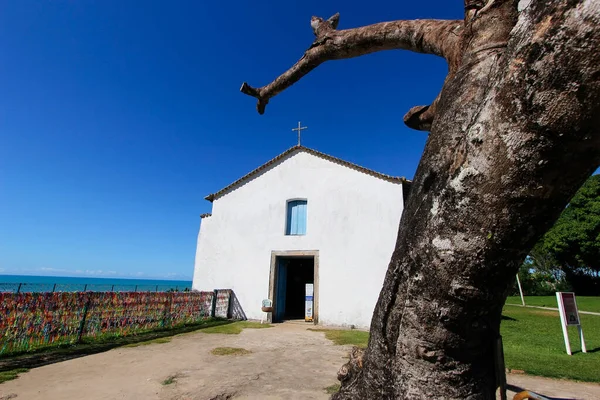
[205,145,410,202]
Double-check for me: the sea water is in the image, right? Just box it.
[0,275,192,293]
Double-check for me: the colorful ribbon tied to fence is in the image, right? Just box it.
[0,290,227,356]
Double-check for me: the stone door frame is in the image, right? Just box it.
[268,250,319,324]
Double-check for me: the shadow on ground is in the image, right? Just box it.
[0,319,234,372]
[587,347,600,354]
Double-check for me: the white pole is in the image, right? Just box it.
[572,294,587,353]
[556,292,572,355]
[578,326,587,353]
[516,274,525,306]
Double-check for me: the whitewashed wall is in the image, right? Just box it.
[192,149,404,328]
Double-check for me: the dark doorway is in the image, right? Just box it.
[274,256,314,322]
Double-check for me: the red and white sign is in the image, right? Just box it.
[559,292,580,326]
[556,292,586,355]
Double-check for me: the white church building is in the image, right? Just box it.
[192,145,410,328]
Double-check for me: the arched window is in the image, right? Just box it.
[286,199,307,235]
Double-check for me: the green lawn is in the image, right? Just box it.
[324,383,341,394]
[311,306,600,383]
[210,347,252,356]
[0,368,29,384]
[308,328,370,348]
[501,306,599,382]
[123,337,172,348]
[200,321,272,334]
[506,296,600,313]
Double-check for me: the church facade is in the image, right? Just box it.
[192,145,410,328]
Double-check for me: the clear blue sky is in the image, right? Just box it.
[0,1,461,280]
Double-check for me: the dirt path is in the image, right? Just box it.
[1,322,599,400]
[506,374,600,400]
[0,323,345,400]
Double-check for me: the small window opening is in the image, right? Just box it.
[286,200,307,235]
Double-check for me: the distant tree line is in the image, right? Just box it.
[515,174,600,296]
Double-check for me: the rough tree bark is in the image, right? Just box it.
[241,1,600,398]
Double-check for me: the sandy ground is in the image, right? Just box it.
[1,322,599,400]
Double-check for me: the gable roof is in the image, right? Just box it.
[205,145,410,202]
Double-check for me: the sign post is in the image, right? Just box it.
[556,292,587,355]
[305,283,314,322]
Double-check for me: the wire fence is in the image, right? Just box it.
[0,289,234,357]
[0,282,192,294]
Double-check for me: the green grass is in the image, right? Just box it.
[324,383,341,394]
[162,375,178,385]
[309,328,369,348]
[0,368,29,384]
[211,347,252,356]
[501,306,600,382]
[506,296,600,313]
[201,321,272,334]
[123,337,172,347]
[311,308,600,383]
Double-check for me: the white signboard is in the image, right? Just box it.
[305,283,314,322]
[556,292,587,355]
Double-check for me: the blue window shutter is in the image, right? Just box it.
[297,202,307,234]
[286,200,307,235]
[291,202,299,233]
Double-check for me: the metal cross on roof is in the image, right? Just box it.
[291,121,307,146]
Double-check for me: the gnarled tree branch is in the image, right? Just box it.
[241,14,463,131]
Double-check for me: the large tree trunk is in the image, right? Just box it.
[241,1,600,398]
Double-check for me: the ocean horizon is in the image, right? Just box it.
[0,274,193,293]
